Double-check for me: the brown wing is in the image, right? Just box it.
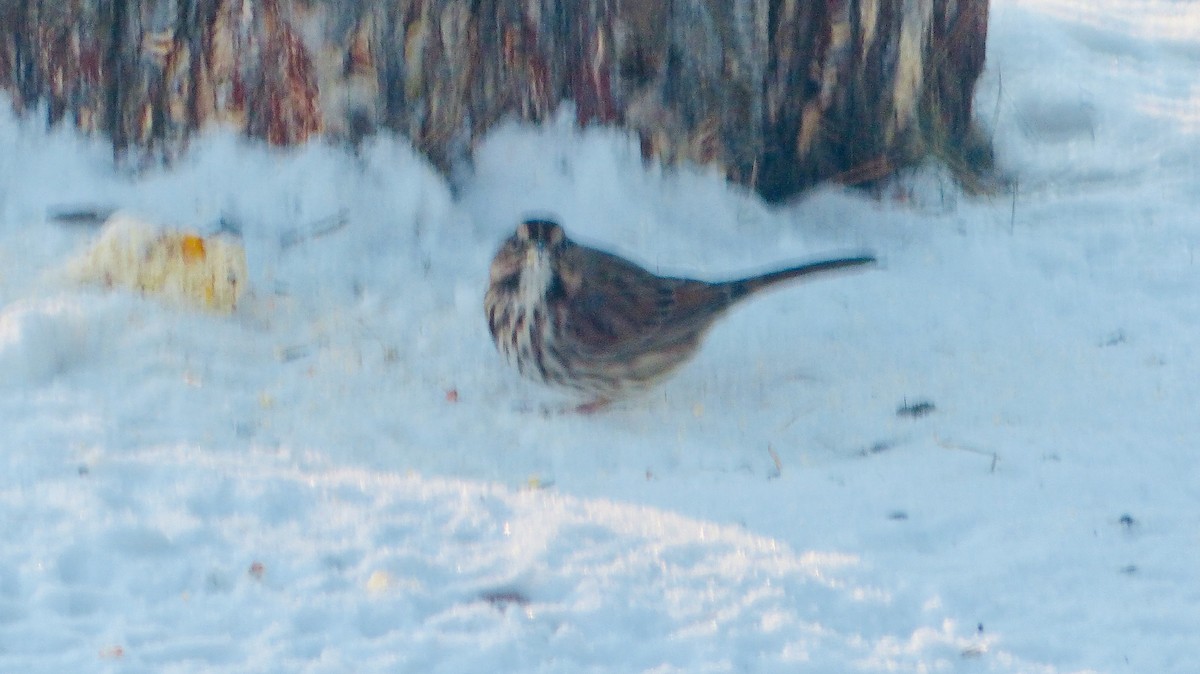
[555,243,732,361]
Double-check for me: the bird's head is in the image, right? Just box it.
[515,218,566,250]
[489,217,570,302]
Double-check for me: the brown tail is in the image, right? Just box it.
[723,255,876,302]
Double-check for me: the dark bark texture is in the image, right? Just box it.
[0,0,991,202]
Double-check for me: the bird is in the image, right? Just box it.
[484,217,875,410]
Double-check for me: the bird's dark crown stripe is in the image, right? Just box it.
[520,219,562,245]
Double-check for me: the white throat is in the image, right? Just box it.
[517,248,555,308]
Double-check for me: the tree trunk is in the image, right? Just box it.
[0,0,992,203]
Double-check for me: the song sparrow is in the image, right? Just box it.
[485,218,875,409]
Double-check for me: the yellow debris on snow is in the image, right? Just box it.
[68,213,248,312]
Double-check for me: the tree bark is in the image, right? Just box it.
[0,0,992,203]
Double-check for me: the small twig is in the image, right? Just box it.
[863,439,897,456]
[990,69,1003,148]
[896,397,936,418]
[935,435,999,473]
[1009,177,1019,234]
[275,345,312,363]
[766,444,783,479]
[280,210,350,250]
[480,589,530,610]
[46,205,117,227]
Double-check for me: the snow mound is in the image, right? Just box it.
[7,448,1025,673]
[0,297,97,386]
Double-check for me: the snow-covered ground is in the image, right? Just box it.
[1,0,1197,671]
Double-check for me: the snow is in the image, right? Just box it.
[0,1,1197,671]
